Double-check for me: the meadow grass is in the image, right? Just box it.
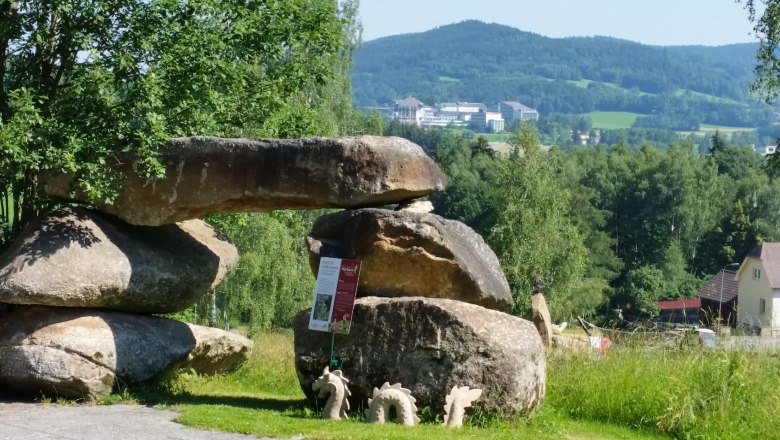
[566,79,592,89]
[687,124,756,135]
[438,76,461,83]
[130,331,671,440]
[588,111,644,130]
[548,339,780,439]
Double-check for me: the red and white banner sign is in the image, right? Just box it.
[308,257,361,334]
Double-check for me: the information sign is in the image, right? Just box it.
[308,257,361,334]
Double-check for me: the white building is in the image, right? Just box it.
[471,110,505,133]
[389,97,426,125]
[736,242,780,335]
[755,145,777,156]
[497,101,540,124]
[437,102,485,123]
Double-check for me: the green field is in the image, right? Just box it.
[565,79,592,88]
[690,124,756,135]
[587,111,644,129]
[673,89,743,106]
[437,75,460,83]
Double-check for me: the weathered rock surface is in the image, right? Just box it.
[45,136,448,226]
[530,293,553,347]
[0,208,238,313]
[294,297,545,416]
[0,306,252,399]
[176,325,254,375]
[395,199,434,214]
[306,208,513,312]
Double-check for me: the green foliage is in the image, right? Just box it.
[742,0,780,101]
[430,135,500,236]
[489,124,587,319]
[0,0,350,243]
[615,266,665,316]
[422,117,780,322]
[196,211,319,335]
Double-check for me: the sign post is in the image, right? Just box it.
[308,257,361,368]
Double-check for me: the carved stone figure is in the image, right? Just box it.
[365,382,420,426]
[312,367,351,420]
[443,385,483,428]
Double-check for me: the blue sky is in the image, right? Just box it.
[359,0,762,46]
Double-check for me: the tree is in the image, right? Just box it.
[0,0,349,246]
[430,136,499,236]
[191,211,318,334]
[489,123,587,319]
[742,0,780,101]
[709,131,727,154]
[614,265,665,317]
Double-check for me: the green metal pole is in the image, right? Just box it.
[329,332,336,369]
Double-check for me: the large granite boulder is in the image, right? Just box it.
[0,208,238,313]
[306,208,513,312]
[176,325,254,375]
[45,136,448,226]
[0,306,253,399]
[294,297,545,416]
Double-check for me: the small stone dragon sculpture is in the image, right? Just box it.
[365,382,420,426]
[442,385,483,428]
[312,367,351,420]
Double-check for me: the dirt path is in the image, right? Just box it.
[0,402,270,440]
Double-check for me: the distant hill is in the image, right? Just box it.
[352,21,772,129]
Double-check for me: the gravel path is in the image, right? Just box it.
[0,402,269,440]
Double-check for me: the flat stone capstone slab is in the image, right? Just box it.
[44,136,448,226]
[294,297,545,416]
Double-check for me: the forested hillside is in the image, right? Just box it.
[353,21,773,130]
[386,121,779,322]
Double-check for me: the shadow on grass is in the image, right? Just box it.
[130,385,310,417]
[175,393,305,413]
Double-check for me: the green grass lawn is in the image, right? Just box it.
[587,111,644,130]
[128,331,780,439]
[130,332,670,440]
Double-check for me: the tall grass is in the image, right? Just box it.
[137,331,670,440]
[548,341,780,439]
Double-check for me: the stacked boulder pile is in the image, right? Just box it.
[0,135,448,400]
[294,194,546,413]
[0,209,249,399]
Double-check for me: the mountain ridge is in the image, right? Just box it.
[352,21,770,129]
